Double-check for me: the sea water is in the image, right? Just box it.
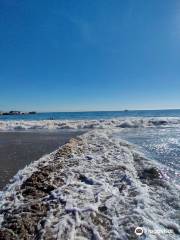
[0,113,180,238]
[118,125,180,185]
[0,110,180,186]
[1,109,180,121]
[0,112,179,186]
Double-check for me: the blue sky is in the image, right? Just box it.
[0,0,180,111]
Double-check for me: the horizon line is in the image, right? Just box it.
[1,108,180,113]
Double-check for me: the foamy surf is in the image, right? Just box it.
[0,128,179,240]
[0,117,180,131]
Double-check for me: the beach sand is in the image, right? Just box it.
[0,130,83,190]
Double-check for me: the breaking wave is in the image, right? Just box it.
[0,117,180,131]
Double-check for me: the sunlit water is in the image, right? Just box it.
[118,126,180,184]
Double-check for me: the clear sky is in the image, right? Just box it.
[0,0,180,112]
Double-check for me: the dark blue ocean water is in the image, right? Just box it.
[1,109,180,121]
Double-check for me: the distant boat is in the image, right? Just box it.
[124,109,128,112]
[28,111,36,114]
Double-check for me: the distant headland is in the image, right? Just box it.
[0,111,37,116]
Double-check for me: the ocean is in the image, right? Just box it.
[0,110,180,183]
[118,125,180,184]
[1,109,180,121]
[0,110,179,239]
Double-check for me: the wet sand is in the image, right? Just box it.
[0,130,83,190]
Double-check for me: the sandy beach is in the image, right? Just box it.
[0,130,83,190]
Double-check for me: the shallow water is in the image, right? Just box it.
[118,126,180,184]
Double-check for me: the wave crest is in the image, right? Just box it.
[0,117,180,131]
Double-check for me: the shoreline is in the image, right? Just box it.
[0,129,179,239]
[0,130,84,190]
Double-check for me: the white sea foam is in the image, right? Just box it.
[0,117,180,131]
[0,128,179,239]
